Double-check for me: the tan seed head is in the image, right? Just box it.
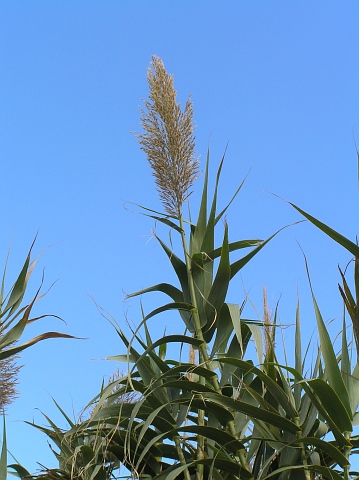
[135,55,199,217]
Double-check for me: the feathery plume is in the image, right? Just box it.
[135,56,199,216]
[0,350,21,410]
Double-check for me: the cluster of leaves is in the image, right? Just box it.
[0,242,76,479]
[21,153,359,480]
[2,57,359,480]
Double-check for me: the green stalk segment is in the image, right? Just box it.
[179,211,251,475]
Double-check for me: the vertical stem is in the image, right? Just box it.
[178,211,250,475]
[174,436,192,480]
[196,353,205,480]
[294,417,310,480]
[343,431,352,480]
[178,211,205,479]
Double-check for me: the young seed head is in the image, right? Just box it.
[135,55,199,216]
[263,288,275,360]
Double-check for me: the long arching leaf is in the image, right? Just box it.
[288,201,359,257]
[201,391,300,434]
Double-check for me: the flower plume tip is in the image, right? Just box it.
[134,55,200,216]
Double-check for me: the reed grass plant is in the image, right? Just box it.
[0,240,77,478]
[10,57,359,480]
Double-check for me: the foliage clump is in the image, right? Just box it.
[5,57,359,480]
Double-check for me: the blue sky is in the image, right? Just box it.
[0,1,358,473]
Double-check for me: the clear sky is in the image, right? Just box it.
[0,1,358,473]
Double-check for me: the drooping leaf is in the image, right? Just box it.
[126,282,184,303]
[288,201,359,257]
[7,464,33,479]
[0,331,78,361]
[305,378,352,433]
[217,358,297,418]
[262,463,344,480]
[201,391,300,434]
[303,254,352,418]
[280,365,351,448]
[291,437,350,468]
[155,236,189,295]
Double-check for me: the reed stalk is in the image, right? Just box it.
[135,55,250,477]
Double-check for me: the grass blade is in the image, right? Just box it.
[288,201,359,257]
